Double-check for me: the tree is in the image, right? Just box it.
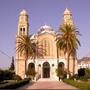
[29,42,44,61]
[9,56,15,71]
[78,68,85,77]
[85,68,90,79]
[16,35,35,75]
[16,35,44,75]
[72,49,77,76]
[56,24,80,78]
[26,63,36,79]
[78,68,90,81]
[56,67,66,80]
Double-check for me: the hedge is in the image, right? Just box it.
[0,78,30,89]
[63,79,90,90]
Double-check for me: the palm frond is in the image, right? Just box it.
[57,24,81,57]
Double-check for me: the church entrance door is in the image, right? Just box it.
[43,62,50,78]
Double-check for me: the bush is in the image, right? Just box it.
[0,69,4,82]
[78,68,85,77]
[85,68,90,79]
[0,80,8,84]
[26,68,36,80]
[0,69,22,81]
[0,69,15,81]
[77,68,90,81]
[0,78,30,89]
[56,68,67,79]
[70,74,79,80]
[79,76,88,81]
[3,70,15,80]
[12,74,22,81]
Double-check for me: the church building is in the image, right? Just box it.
[15,8,78,80]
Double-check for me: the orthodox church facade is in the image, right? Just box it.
[16,8,77,80]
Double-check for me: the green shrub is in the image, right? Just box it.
[26,67,36,80]
[0,69,15,81]
[77,68,90,81]
[70,74,79,80]
[85,68,90,79]
[0,69,4,82]
[56,68,67,79]
[78,68,85,77]
[12,74,22,81]
[79,76,88,81]
[0,78,30,89]
[3,70,15,80]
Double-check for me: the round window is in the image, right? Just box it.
[52,64,54,67]
[38,64,41,67]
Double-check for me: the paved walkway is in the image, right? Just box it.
[18,78,78,90]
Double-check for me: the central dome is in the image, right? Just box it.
[38,24,55,35]
[40,24,53,30]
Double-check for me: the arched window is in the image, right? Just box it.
[19,27,25,35]
[20,28,22,35]
[23,28,25,35]
[42,39,50,56]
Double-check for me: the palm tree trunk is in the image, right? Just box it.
[57,47,59,67]
[67,54,70,79]
[25,60,27,77]
[73,56,75,76]
[25,54,28,78]
[57,47,60,80]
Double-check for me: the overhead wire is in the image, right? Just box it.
[0,50,12,59]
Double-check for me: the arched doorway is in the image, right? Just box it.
[57,62,65,78]
[58,62,64,69]
[26,63,35,78]
[43,62,50,78]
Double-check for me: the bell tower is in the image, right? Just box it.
[63,8,77,76]
[63,8,74,25]
[18,9,29,36]
[16,10,29,78]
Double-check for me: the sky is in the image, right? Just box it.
[0,0,90,69]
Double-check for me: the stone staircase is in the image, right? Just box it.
[37,78,58,82]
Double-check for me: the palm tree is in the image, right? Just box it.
[56,24,80,78]
[16,35,44,76]
[30,41,44,60]
[16,35,34,74]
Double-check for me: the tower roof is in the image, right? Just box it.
[64,8,71,15]
[20,9,28,15]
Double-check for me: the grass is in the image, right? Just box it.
[63,79,90,90]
